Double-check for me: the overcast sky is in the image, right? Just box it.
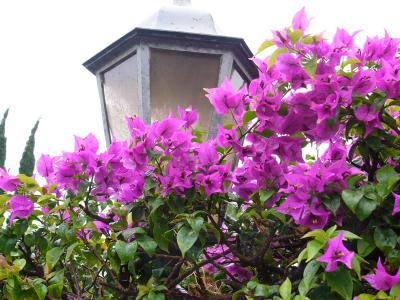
[1,0,400,173]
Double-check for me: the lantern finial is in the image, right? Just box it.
[173,0,191,6]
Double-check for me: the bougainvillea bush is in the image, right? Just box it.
[1,8,400,300]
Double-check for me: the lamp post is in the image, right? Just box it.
[84,0,257,144]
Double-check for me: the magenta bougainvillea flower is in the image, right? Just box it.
[354,104,383,136]
[318,232,354,272]
[351,70,376,96]
[392,193,400,215]
[364,258,400,291]
[203,244,252,282]
[298,198,330,230]
[36,154,54,178]
[126,116,146,140]
[178,105,197,129]
[206,79,244,116]
[292,7,309,33]
[154,117,184,139]
[332,28,359,53]
[0,168,20,192]
[8,195,34,225]
[93,213,112,234]
[116,178,144,204]
[216,125,240,149]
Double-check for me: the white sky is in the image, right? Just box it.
[1,0,400,173]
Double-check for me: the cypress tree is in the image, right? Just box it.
[19,119,40,176]
[0,109,9,169]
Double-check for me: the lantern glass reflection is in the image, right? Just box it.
[150,49,220,129]
[103,54,139,140]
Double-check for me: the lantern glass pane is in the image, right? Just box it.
[230,67,245,90]
[103,54,138,141]
[150,49,220,130]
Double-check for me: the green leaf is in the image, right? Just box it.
[12,219,28,237]
[256,40,275,55]
[376,165,400,197]
[338,231,361,240]
[374,227,397,254]
[355,197,378,221]
[301,35,316,44]
[32,278,47,300]
[309,285,338,300]
[307,240,325,262]
[243,111,257,127]
[17,173,38,187]
[187,216,204,234]
[301,56,318,79]
[65,242,79,262]
[259,189,275,204]
[321,195,340,214]
[377,165,399,183]
[357,234,376,257]
[288,29,302,44]
[297,248,308,263]
[346,174,365,190]
[46,247,63,272]
[247,280,258,290]
[388,249,400,268]
[390,284,400,298]
[12,259,26,272]
[122,227,146,240]
[351,294,375,300]
[115,240,138,264]
[302,230,329,243]
[136,234,157,257]
[205,222,221,243]
[255,284,270,297]
[257,128,275,138]
[278,103,289,116]
[326,225,337,237]
[48,270,64,299]
[177,225,198,257]
[268,47,288,69]
[152,218,170,252]
[279,278,292,300]
[299,260,320,296]
[351,255,362,280]
[342,189,364,212]
[325,266,353,300]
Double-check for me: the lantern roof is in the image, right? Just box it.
[83,1,257,78]
[139,0,221,35]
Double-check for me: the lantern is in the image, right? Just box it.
[84,0,257,143]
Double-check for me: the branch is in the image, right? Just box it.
[80,232,127,293]
[166,248,232,289]
[79,204,114,223]
[218,120,260,164]
[166,258,184,289]
[204,252,242,286]
[79,175,115,224]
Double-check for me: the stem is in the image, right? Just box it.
[80,232,127,293]
[218,120,260,164]
[79,175,114,223]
